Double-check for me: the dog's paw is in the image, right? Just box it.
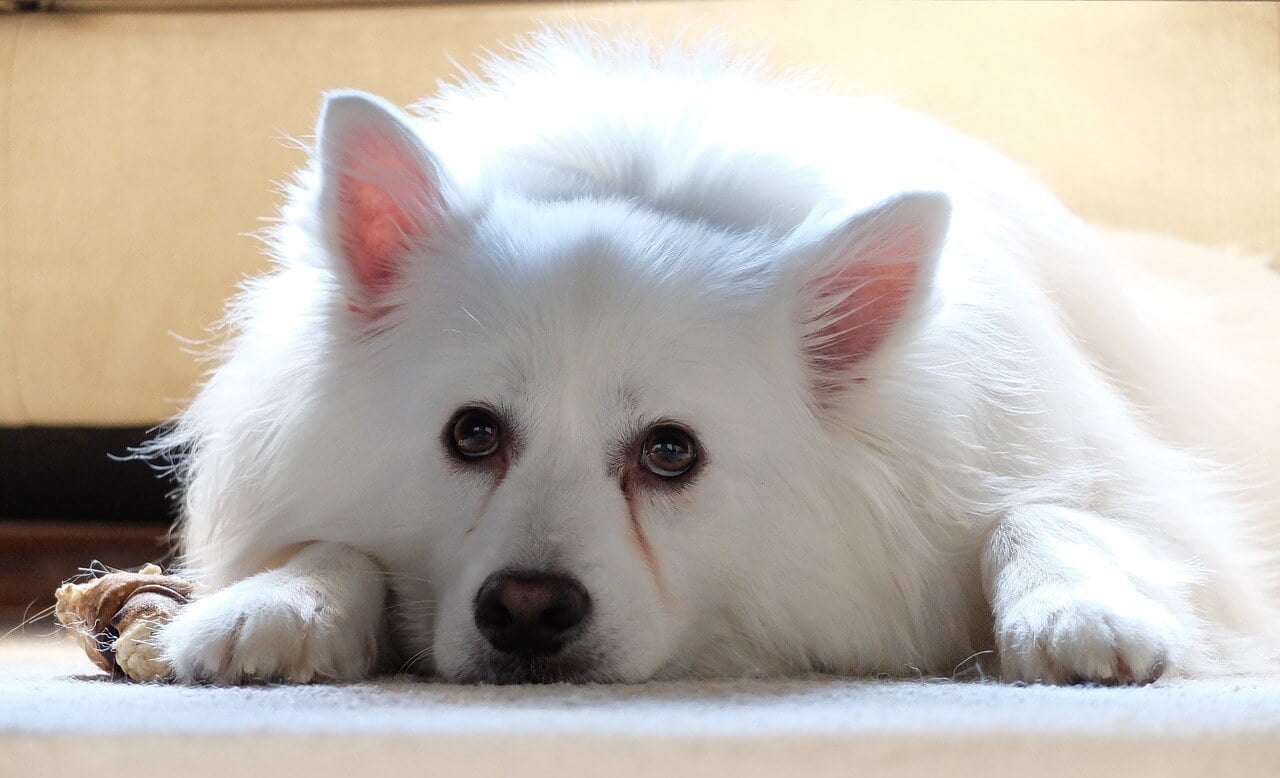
[156,572,378,685]
[995,585,1184,685]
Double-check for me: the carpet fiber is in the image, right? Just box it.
[3,631,1279,776]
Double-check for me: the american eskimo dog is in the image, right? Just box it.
[151,33,1278,685]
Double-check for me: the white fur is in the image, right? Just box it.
[151,31,1279,685]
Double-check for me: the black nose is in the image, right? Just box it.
[474,570,591,658]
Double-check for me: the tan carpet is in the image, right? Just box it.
[2,630,1279,776]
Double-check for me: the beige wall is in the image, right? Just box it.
[2,1,1278,424]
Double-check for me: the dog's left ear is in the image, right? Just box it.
[316,90,453,313]
[791,192,951,394]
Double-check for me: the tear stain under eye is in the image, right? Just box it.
[464,453,509,536]
[464,484,495,536]
[620,471,670,607]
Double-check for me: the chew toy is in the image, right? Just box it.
[54,564,193,682]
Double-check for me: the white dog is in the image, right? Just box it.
[151,33,1278,685]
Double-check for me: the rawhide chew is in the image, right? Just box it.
[55,564,194,681]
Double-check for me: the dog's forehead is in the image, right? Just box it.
[497,326,671,434]
[470,195,779,312]
[414,197,791,439]
[464,202,768,348]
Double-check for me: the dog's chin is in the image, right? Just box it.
[455,651,610,685]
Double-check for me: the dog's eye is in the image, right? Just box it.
[450,409,501,458]
[641,426,697,478]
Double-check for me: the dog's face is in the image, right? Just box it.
[407,206,787,683]
[310,93,948,682]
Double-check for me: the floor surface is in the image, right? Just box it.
[3,627,1279,776]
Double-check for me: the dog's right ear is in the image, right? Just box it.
[316,90,452,314]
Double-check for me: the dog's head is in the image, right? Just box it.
[306,92,950,682]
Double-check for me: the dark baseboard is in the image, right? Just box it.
[0,426,177,523]
[1,425,177,622]
[0,520,175,622]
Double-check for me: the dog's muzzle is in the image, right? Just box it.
[472,569,593,681]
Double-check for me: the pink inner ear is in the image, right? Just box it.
[811,260,919,372]
[801,194,948,396]
[336,129,436,295]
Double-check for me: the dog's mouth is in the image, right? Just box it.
[463,651,606,684]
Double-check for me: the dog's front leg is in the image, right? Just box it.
[157,542,386,684]
[982,504,1190,685]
